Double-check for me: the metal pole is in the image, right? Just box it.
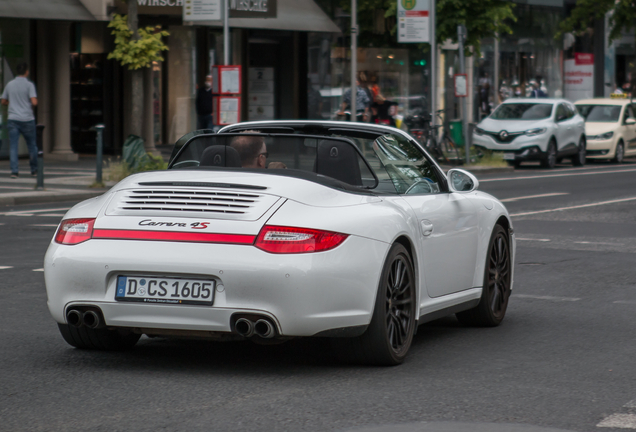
[350,0,357,121]
[223,0,230,65]
[494,33,499,109]
[457,25,469,165]
[430,0,436,131]
[94,124,105,184]
[35,124,45,190]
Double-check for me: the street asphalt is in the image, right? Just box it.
[1,159,635,432]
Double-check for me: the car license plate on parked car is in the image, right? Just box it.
[503,153,516,160]
[115,276,215,305]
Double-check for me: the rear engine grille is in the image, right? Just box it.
[119,189,261,214]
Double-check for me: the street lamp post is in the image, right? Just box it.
[350,0,357,121]
[457,24,469,165]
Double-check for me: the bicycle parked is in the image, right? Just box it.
[405,108,462,165]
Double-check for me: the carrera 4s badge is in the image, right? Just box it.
[138,219,210,229]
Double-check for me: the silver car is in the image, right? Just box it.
[472,98,586,168]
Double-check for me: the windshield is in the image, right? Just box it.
[491,103,553,120]
[169,132,444,195]
[576,105,622,122]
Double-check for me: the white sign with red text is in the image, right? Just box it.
[398,0,430,43]
[564,53,594,102]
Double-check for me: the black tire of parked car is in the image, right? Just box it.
[333,243,416,366]
[540,139,557,169]
[58,323,141,350]
[614,140,625,164]
[572,136,586,166]
[456,225,511,327]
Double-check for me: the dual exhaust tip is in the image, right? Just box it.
[235,318,276,339]
[66,309,101,329]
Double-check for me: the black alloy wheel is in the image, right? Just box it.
[334,243,416,365]
[541,140,557,169]
[614,141,625,164]
[456,225,511,327]
[572,137,586,166]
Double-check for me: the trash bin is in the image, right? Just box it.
[449,119,464,147]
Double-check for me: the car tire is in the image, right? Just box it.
[506,161,520,168]
[333,243,416,366]
[540,139,557,169]
[572,136,586,166]
[456,225,511,327]
[58,323,140,350]
[613,140,625,164]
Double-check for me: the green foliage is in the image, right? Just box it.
[318,0,515,56]
[107,14,169,70]
[555,0,613,40]
[436,0,516,57]
[107,153,168,182]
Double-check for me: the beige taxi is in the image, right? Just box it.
[575,97,636,163]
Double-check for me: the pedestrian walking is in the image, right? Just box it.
[340,79,370,121]
[1,62,38,178]
[196,75,214,130]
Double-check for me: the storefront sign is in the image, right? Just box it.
[183,0,221,21]
[248,67,275,121]
[398,0,430,43]
[564,53,594,102]
[229,0,277,18]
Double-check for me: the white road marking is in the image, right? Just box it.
[516,238,551,242]
[0,266,14,270]
[39,214,66,217]
[574,241,624,246]
[613,301,636,305]
[30,224,59,227]
[511,196,636,217]
[500,192,569,202]
[597,413,636,428]
[32,268,44,272]
[481,167,636,183]
[514,294,581,302]
[624,400,636,408]
[0,207,70,216]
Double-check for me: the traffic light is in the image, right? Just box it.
[413,60,427,66]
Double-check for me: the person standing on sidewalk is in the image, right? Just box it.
[1,63,38,179]
[196,75,214,130]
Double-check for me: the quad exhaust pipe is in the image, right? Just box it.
[66,308,102,329]
[234,317,276,339]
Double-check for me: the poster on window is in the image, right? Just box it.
[398,0,430,43]
[248,67,275,121]
[564,53,594,102]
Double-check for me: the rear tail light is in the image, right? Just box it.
[55,218,95,245]
[254,225,348,254]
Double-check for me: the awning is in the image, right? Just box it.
[195,0,340,33]
[0,0,95,21]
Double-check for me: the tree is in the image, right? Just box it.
[107,1,168,152]
[557,0,636,91]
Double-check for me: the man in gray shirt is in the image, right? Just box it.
[1,62,38,178]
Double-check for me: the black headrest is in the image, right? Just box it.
[315,140,362,186]
[200,145,242,167]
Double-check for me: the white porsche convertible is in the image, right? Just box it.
[45,121,515,365]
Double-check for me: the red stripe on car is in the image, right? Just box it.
[92,229,255,245]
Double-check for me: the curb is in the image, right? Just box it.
[0,190,105,206]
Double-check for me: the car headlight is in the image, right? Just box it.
[598,131,614,140]
[525,128,547,136]
[474,127,485,135]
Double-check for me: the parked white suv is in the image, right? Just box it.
[472,98,586,168]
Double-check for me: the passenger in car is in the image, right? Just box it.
[230,131,286,169]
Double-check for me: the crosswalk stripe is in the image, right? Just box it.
[0,266,14,270]
[597,413,636,428]
[32,268,44,272]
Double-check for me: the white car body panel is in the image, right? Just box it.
[45,121,515,340]
[575,98,636,159]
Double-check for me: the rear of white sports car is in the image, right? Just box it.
[44,170,393,342]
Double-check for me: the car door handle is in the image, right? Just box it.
[420,220,434,236]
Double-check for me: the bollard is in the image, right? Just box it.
[94,124,105,184]
[35,124,45,190]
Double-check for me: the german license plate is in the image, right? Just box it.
[503,153,516,160]
[116,276,215,305]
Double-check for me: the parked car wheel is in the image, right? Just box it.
[540,139,557,169]
[456,225,511,327]
[613,140,625,164]
[572,137,586,166]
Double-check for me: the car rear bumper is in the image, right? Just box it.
[44,236,389,337]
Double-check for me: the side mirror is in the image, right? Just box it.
[557,114,567,122]
[447,168,479,193]
[626,118,636,125]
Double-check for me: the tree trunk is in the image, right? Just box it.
[127,1,144,139]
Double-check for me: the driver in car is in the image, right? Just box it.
[230,132,286,169]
